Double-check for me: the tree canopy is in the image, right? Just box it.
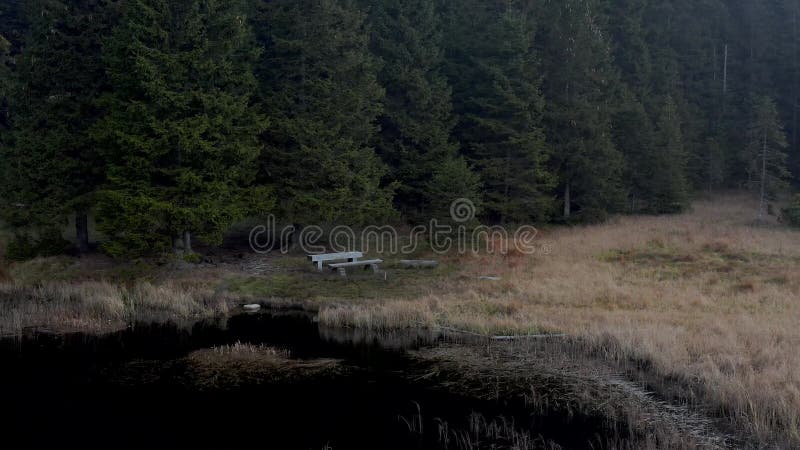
[2,0,800,257]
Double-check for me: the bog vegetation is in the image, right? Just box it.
[2,195,798,446]
[317,195,800,447]
[1,0,800,257]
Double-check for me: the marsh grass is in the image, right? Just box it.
[314,194,800,447]
[185,342,344,388]
[412,342,729,449]
[0,280,234,335]
[434,413,558,450]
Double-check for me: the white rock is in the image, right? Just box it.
[242,304,261,311]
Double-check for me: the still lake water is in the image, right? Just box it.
[0,311,609,449]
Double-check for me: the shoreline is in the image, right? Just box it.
[1,195,799,447]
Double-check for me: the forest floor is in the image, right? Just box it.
[1,193,799,447]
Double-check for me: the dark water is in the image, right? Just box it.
[0,311,610,450]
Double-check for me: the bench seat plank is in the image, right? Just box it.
[308,252,363,262]
[328,259,383,268]
[307,252,363,270]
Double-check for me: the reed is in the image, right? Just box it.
[0,280,233,335]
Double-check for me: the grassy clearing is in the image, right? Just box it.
[228,258,456,299]
[315,194,800,447]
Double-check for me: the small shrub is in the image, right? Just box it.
[783,195,800,227]
[6,235,37,261]
[573,207,608,224]
[5,230,71,261]
[0,245,10,282]
[35,228,72,257]
[183,252,202,264]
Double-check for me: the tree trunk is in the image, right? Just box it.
[563,182,571,219]
[75,211,90,254]
[723,44,728,98]
[793,6,799,156]
[183,231,193,254]
[757,133,767,222]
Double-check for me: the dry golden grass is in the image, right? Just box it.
[186,342,343,388]
[412,343,728,449]
[0,280,234,335]
[317,194,800,447]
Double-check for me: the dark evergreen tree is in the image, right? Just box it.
[0,32,12,126]
[743,96,789,221]
[255,0,395,226]
[641,0,729,190]
[0,0,115,253]
[605,0,653,98]
[645,96,689,213]
[368,0,479,221]
[94,0,269,257]
[444,0,553,223]
[611,88,655,212]
[425,156,483,223]
[539,0,624,221]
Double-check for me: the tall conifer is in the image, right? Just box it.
[255,0,395,225]
[0,0,114,252]
[95,0,268,257]
[444,0,553,223]
[369,0,479,221]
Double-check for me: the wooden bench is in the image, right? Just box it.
[328,259,383,278]
[307,252,363,271]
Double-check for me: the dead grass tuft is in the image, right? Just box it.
[185,342,343,388]
[0,280,234,335]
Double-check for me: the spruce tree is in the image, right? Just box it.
[611,88,655,212]
[368,0,479,221]
[646,96,690,213]
[606,0,653,96]
[539,0,624,221]
[425,156,483,223]
[744,96,789,221]
[255,0,395,226]
[444,0,553,223]
[0,32,12,126]
[94,0,268,257]
[0,0,114,253]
